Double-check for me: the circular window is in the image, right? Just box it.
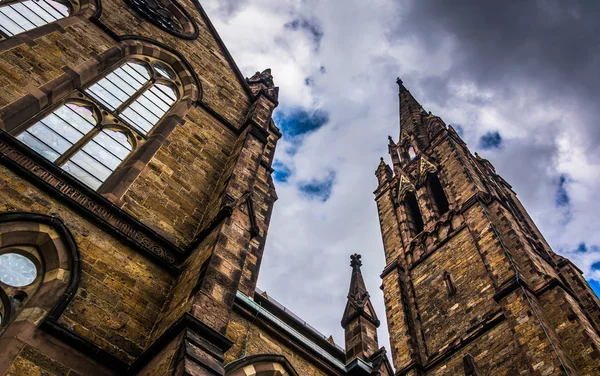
[0,253,37,287]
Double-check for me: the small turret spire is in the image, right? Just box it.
[342,254,380,365]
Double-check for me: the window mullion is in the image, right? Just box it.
[115,79,154,115]
[55,126,100,166]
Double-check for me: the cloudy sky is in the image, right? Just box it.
[203,0,600,356]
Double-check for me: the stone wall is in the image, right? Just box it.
[225,310,342,376]
[0,164,174,365]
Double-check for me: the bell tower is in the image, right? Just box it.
[374,79,600,375]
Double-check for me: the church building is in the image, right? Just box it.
[0,0,597,375]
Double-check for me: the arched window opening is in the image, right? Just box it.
[225,354,299,376]
[405,192,424,235]
[15,58,180,190]
[408,146,416,160]
[443,271,456,297]
[85,60,178,135]
[0,0,70,38]
[0,245,44,334]
[427,174,449,216]
[463,354,482,376]
[0,213,80,336]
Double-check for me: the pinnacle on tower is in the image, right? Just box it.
[341,254,380,365]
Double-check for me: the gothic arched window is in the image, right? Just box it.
[0,0,70,38]
[15,58,180,190]
[408,146,416,160]
[426,174,449,216]
[405,191,424,235]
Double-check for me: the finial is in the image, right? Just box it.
[396,77,403,85]
[350,253,362,268]
[388,135,394,144]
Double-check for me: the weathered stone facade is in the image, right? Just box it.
[375,79,600,375]
[0,1,389,375]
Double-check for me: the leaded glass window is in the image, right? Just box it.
[0,0,70,38]
[15,59,180,190]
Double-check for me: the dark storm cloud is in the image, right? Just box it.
[394,0,600,147]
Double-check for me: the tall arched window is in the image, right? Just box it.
[426,174,449,216]
[0,0,70,38]
[405,191,424,235]
[15,58,180,190]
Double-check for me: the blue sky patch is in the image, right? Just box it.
[298,173,335,202]
[479,131,502,150]
[589,279,600,299]
[273,160,291,183]
[556,174,570,208]
[453,124,464,137]
[592,261,600,271]
[274,108,330,138]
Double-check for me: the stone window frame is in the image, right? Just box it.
[10,55,184,192]
[124,0,199,40]
[403,190,425,236]
[0,212,81,339]
[0,0,72,39]
[0,0,98,51]
[225,354,299,376]
[1,40,201,204]
[425,173,450,217]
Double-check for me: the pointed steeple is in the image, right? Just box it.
[396,78,431,152]
[342,254,380,365]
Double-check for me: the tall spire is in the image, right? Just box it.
[396,78,430,150]
[341,254,380,365]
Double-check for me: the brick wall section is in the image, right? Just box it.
[238,131,279,297]
[425,322,524,375]
[0,164,173,364]
[4,345,83,376]
[136,332,184,376]
[411,227,497,355]
[121,107,238,246]
[225,311,336,376]
[0,18,113,108]
[539,287,600,375]
[150,230,218,343]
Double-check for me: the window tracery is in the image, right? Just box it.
[125,0,198,39]
[15,58,181,190]
[0,0,70,38]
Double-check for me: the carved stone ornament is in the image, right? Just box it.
[125,0,198,39]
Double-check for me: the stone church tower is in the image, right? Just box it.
[374,79,600,375]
